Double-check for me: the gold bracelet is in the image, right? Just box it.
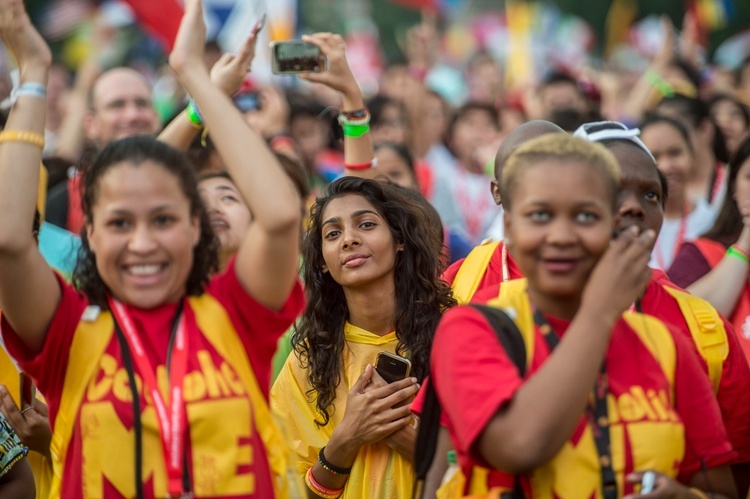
[689,488,709,499]
[0,130,45,148]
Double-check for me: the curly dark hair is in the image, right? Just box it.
[292,176,456,427]
[73,135,219,308]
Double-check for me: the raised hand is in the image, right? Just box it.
[404,9,438,71]
[298,33,360,102]
[0,0,51,76]
[209,25,261,96]
[168,0,208,78]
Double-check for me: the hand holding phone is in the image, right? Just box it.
[375,352,412,384]
[270,41,328,74]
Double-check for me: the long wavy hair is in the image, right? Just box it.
[293,177,456,427]
[73,136,219,308]
[704,135,750,246]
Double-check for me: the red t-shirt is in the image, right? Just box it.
[2,262,304,498]
[430,305,734,495]
[639,279,750,461]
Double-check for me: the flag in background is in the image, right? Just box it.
[604,0,638,58]
[121,0,183,50]
[504,0,534,89]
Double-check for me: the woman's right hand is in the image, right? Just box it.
[0,0,51,74]
[581,226,655,322]
[331,364,419,454]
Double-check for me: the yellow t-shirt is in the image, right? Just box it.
[271,322,414,498]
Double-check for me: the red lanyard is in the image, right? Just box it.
[654,202,689,270]
[710,162,726,204]
[109,298,189,498]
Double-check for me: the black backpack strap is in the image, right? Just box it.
[470,304,527,378]
[413,304,527,499]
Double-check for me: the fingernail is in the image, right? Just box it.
[411,377,418,383]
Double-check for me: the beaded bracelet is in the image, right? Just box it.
[11,82,47,103]
[305,467,344,499]
[318,446,352,475]
[342,122,370,138]
[338,109,370,126]
[185,100,203,129]
[0,130,45,148]
[344,158,377,171]
[727,245,750,264]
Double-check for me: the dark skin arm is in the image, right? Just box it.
[0,458,35,499]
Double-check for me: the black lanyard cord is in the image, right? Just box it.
[111,300,190,498]
[533,307,617,499]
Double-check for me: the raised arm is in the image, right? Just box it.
[683,227,750,317]
[169,0,301,309]
[0,0,61,351]
[159,28,259,151]
[298,33,376,179]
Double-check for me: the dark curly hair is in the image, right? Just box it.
[292,177,456,427]
[73,135,219,308]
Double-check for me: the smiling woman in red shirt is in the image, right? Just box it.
[430,134,737,498]
[0,1,303,497]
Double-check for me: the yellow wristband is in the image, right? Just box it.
[689,488,709,499]
[0,130,45,148]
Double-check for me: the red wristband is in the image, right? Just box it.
[344,158,377,171]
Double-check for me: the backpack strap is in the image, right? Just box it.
[662,286,728,393]
[413,305,526,499]
[452,240,502,304]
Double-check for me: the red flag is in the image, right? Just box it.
[122,0,184,51]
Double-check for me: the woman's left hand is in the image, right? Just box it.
[623,471,694,498]
[169,0,208,78]
[298,33,360,101]
[209,28,260,96]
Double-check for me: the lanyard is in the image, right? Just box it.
[109,297,191,499]
[710,161,726,204]
[532,307,617,499]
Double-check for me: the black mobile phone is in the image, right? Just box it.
[270,41,328,75]
[19,372,35,410]
[375,352,412,384]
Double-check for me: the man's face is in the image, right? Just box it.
[86,69,159,145]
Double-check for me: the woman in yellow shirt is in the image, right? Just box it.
[272,176,455,498]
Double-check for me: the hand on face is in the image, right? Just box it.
[582,225,655,321]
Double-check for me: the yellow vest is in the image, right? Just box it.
[451,240,501,304]
[438,279,679,498]
[0,347,53,499]
[48,294,300,498]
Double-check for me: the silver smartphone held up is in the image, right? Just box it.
[270,41,328,74]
